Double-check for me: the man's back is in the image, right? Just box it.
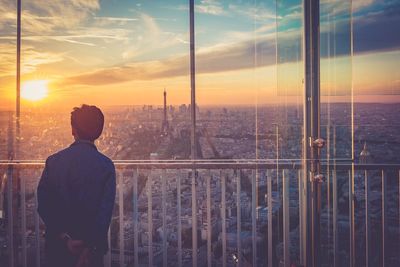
[38,139,116,254]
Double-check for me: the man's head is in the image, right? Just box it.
[71,104,104,142]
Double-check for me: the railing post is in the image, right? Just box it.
[311,173,322,267]
[283,170,290,267]
[364,170,370,267]
[332,169,338,267]
[207,170,212,267]
[236,170,242,267]
[251,170,257,266]
[333,128,338,267]
[162,169,167,267]
[191,170,197,267]
[21,176,27,267]
[105,226,111,267]
[348,169,355,267]
[268,170,273,267]
[133,169,139,267]
[148,172,153,267]
[177,170,182,267]
[381,170,386,267]
[34,186,41,267]
[118,174,125,267]
[221,171,227,267]
[7,164,14,267]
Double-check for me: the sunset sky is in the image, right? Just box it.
[0,0,399,110]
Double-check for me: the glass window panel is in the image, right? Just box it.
[0,0,17,160]
[196,0,278,161]
[352,1,400,164]
[276,0,304,160]
[320,0,353,161]
[15,0,189,161]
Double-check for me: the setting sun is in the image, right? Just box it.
[21,80,49,101]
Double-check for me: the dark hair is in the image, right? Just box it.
[71,104,104,142]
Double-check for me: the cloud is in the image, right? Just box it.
[196,0,225,16]
[0,43,64,78]
[61,33,277,87]
[228,3,277,21]
[0,0,100,34]
[71,0,99,10]
[93,16,139,27]
[121,13,189,59]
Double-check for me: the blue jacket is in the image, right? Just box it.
[37,140,116,254]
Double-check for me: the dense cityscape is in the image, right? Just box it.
[0,97,399,266]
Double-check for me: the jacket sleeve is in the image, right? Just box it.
[86,165,116,252]
[37,158,65,235]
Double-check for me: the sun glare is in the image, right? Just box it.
[21,80,49,101]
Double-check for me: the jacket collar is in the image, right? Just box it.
[71,139,98,150]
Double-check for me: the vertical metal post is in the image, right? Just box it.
[275,125,280,248]
[299,161,305,264]
[311,174,321,267]
[364,170,370,267]
[118,174,125,267]
[326,126,331,248]
[162,170,167,267]
[283,170,290,267]
[348,169,355,267]
[133,170,139,267]
[16,0,21,162]
[189,0,197,263]
[16,0,21,120]
[105,227,111,267]
[21,175,27,267]
[9,1,22,266]
[7,163,14,267]
[221,171,227,267]
[333,127,338,267]
[191,170,197,267]
[189,0,196,161]
[236,171,242,267]
[34,187,40,267]
[350,0,356,262]
[251,170,257,266]
[303,0,321,266]
[177,171,182,267]
[207,171,212,267]
[148,173,153,267]
[381,170,386,267]
[267,170,273,267]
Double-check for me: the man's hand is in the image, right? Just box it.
[59,233,85,256]
[75,248,91,267]
[66,239,85,256]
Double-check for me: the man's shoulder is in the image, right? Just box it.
[45,144,114,171]
[45,146,71,164]
[96,151,115,170]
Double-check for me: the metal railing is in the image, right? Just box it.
[0,160,399,267]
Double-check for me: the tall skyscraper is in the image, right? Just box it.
[359,142,371,163]
[161,88,169,134]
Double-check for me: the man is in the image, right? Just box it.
[37,105,116,267]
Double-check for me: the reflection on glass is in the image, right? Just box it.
[196,0,279,160]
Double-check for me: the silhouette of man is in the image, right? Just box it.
[38,105,116,267]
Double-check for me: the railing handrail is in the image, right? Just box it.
[0,159,399,170]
